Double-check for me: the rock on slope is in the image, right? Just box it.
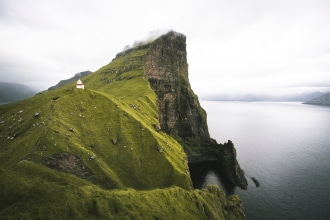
[0,31,245,219]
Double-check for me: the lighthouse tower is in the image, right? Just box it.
[76,79,84,89]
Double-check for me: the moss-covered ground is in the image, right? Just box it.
[0,164,243,219]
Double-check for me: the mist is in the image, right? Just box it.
[0,82,37,103]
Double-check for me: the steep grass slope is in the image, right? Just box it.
[0,32,245,219]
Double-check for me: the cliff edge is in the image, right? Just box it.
[142,31,247,189]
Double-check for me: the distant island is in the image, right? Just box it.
[303,93,330,106]
[201,91,327,102]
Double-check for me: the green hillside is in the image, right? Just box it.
[0,32,245,219]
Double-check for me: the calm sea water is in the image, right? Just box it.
[193,101,330,220]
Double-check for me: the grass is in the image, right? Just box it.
[0,87,191,190]
[0,39,245,219]
[0,164,244,219]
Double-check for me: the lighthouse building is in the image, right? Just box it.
[76,79,84,89]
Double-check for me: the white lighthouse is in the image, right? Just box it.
[76,79,84,89]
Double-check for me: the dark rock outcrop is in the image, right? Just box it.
[144,32,208,139]
[216,141,247,189]
[143,31,248,189]
[251,177,260,187]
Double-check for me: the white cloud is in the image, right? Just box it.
[0,0,330,94]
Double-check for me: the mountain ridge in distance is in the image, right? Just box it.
[303,93,330,106]
[0,82,37,104]
[201,91,327,102]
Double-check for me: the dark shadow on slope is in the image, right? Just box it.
[43,151,119,189]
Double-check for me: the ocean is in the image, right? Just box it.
[194,101,330,220]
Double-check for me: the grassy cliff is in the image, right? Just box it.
[0,31,245,219]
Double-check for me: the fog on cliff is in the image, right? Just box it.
[1,0,330,97]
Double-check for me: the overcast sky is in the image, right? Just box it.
[1,0,330,96]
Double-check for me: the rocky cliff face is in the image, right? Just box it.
[144,32,209,139]
[143,31,247,189]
